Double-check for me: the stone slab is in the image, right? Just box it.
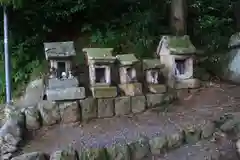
[161,140,221,160]
[16,79,44,108]
[23,106,40,130]
[38,101,61,126]
[97,98,114,118]
[131,96,146,113]
[79,98,97,121]
[91,86,117,98]
[11,152,47,160]
[146,94,164,108]
[175,78,200,89]
[47,78,79,89]
[118,83,142,96]
[114,96,131,115]
[147,84,166,94]
[46,87,85,101]
[58,101,81,123]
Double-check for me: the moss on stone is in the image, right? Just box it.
[169,37,191,49]
[167,36,196,54]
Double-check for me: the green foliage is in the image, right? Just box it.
[0,0,238,102]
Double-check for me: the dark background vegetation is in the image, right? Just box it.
[0,0,237,101]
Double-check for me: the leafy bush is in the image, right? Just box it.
[0,0,238,102]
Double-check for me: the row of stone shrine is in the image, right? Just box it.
[43,35,200,101]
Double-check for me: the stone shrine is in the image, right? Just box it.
[156,35,200,89]
[44,41,85,101]
[83,48,117,98]
[44,41,75,78]
[142,59,166,93]
[116,54,143,96]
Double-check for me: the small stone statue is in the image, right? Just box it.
[61,72,67,79]
[151,71,159,84]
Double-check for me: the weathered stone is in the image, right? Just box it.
[50,145,77,160]
[91,86,117,98]
[149,136,167,154]
[44,41,76,58]
[129,136,151,160]
[79,147,108,160]
[131,96,146,113]
[4,133,21,146]
[114,96,131,116]
[59,101,81,123]
[205,33,240,84]
[118,83,142,96]
[0,119,22,138]
[38,101,61,126]
[24,106,40,130]
[17,78,44,108]
[201,121,215,139]
[80,98,97,121]
[167,131,184,149]
[163,90,178,103]
[213,113,233,126]
[184,125,202,144]
[5,106,25,126]
[107,143,131,160]
[146,94,164,108]
[163,140,221,160]
[48,78,78,89]
[46,87,85,101]
[175,78,201,89]
[1,143,17,154]
[220,119,239,132]
[147,84,166,94]
[11,152,47,160]
[2,153,12,160]
[97,98,114,118]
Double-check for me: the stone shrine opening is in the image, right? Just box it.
[126,67,136,83]
[95,67,106,83]
[175,59,186,75]
[57,61,66,78]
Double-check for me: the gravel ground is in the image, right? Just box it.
[19,83,240,158]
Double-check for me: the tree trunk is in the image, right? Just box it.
[233,1,240,31]
[170,0,187,36]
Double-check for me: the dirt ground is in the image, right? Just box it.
[19,82,240,158]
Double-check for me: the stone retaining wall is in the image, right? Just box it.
[3,111,219,160]
[2,100,240,159]
[0,91,176,159]
[22,92,176,130]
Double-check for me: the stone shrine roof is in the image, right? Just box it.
[116,54,139,66]
[83,48,116,64]
[142,59,165,70]
[44,41,76,60]
[157,35,196,56]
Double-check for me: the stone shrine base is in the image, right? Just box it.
[91,86,117,98]
[175,78,201,89]
[118,83,143,96]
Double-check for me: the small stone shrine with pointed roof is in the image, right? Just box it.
[83,48,117,98]
[44,41,85,101]
[142,59,166,93]
[116,54,142,96]
[156,35,200,89]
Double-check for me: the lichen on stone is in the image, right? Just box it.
[168,35,196,54]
